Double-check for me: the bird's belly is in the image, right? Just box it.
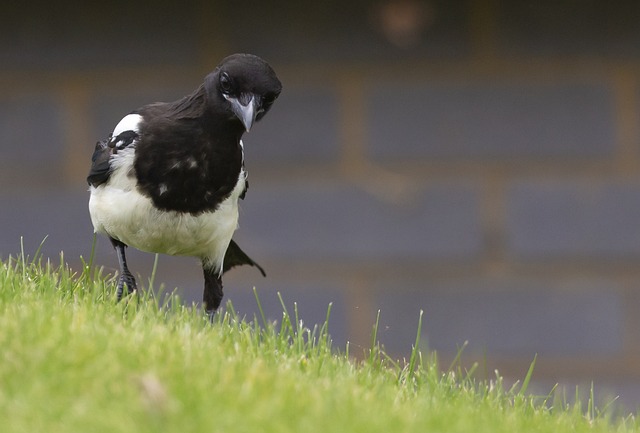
[89,175,245,270]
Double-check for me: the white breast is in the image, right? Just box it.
[88,147,246,275]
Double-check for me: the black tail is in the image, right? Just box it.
[223,239,266,277]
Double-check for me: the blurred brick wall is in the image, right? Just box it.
[3,0,640,407]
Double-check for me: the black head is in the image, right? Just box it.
[204,53,282,132]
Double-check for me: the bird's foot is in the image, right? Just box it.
[116,270,137,301]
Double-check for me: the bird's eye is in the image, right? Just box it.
[220,73,232,94]
[262,93,277,109]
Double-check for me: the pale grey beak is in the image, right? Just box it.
[227,93,258,132]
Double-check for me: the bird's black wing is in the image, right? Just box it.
[223,239,266,276]
[87,130,139,187]
[87,138,112,187]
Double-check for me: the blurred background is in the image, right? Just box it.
[2,0,640,409]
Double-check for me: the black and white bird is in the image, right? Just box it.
[87,53,281,315]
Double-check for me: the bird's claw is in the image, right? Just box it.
[116,270,137,301]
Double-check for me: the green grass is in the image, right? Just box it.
[0,248,638,433]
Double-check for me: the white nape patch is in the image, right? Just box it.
[158,184,168,195]
[112,114,142,137]
[187,157,198,169]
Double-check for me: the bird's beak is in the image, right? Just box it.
[227,93,258,132]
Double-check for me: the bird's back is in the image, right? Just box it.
[133,102,244,214]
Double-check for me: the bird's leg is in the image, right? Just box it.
[110,237,137,301]
[202,263,224,320]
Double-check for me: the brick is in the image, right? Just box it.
[234,179,483,261]
[498,1,640,57]
[0,3,199,69]
[245,87,341,164]
[0,189,94,262]
[507,180,640,258]
[226,0,469,62]
[367,81,616,161]
[91,85,194,138]
[373,278,624,356]
[0,93,64,167]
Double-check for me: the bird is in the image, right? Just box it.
[87,53,282,315]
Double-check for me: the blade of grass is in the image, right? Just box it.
[446,340,468,374]
[81,233,98,283]
[319,302,332,348]
[518,354,537,397]
[277,292,294,339]
[253,287,267,328]
[407,309,424,382]
[368,310,381,365]
[20,236,26,279]
[32,235,48,265]
[588,382,596,422]
[148,253,160,291]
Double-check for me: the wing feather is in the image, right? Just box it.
[87,126,139,187]
[87,139,112,187]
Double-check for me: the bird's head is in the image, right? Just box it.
[205,53,282,133]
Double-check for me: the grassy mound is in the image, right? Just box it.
[0,249,636,432]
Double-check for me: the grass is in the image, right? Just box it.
[0,246,638,433]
